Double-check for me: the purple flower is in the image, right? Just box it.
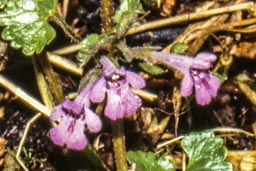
[90,56,146,120]
[151,52,220,105]
[49,78,102,150]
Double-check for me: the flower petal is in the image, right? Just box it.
[104,90,125,120]
[65,119,88,150]
[75,76,99,107]
[50,104,65,121]
[151,52,192,74]
[126,71,146,89]
[116,66,126,76]
[50,116,88,150]
[50,121,68,147]
[124,89,142,115]
[190,63,211,70]
[74,92,90,108]
[207,73,221,97]
[62,99,83,115]
[90,77,107,102]
[180,72,194,97]
[195,52,217,62]
[101,56,116,77]
[194,82,212,105]
[84,108,102,132]
[194,72,220,105]
[190,52,217,70]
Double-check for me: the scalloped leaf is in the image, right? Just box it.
[181,131,233,171]
[127,151,175,171]
[0,0,57,55]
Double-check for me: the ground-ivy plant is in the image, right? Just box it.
[1,0,252,170]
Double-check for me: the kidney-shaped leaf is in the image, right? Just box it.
[181,131,233,171]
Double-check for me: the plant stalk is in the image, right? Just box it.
[51,13,81,43]
[100,0,128,170]
[111,119,128,171]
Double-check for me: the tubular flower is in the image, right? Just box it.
[49,77,102,150]
[90,56,146,120]
[151,52,221,105]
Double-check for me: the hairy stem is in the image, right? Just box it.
[51,13,81,43]
[111,120,128,171]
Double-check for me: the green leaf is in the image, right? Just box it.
[181,131,233,171]
[127,151,175,171]
[77,0,144,66]
[170,42,187,54]
[0,0,57,55]
[114,0,142,24]
[77,34,100,66]
[80,34,100,52]
[139,62,166,75]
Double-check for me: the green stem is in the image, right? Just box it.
[111,119,128,171]
[51,13,81,43]
[100,0,128,169]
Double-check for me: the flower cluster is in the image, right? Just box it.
[90,56,146,120]
[151,52,220,105]
[49,57,146,149]
[49,51,220,150]
[49,78,102,150]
